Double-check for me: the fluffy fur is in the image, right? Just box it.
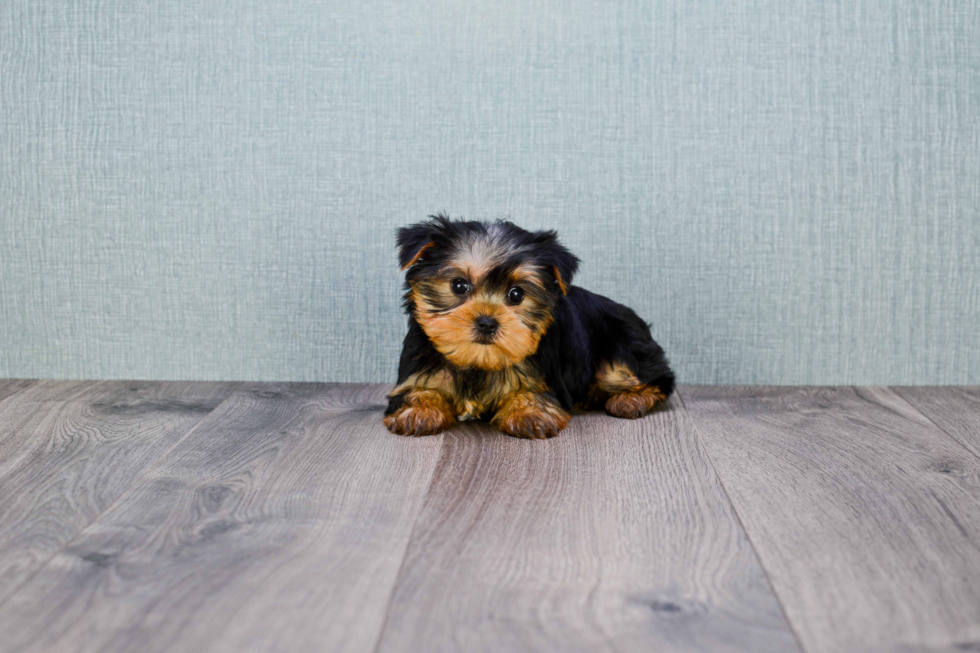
[385,214,675,439]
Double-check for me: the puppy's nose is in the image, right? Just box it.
[475,316,499,337]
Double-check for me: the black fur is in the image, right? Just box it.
[387,215,675,416]
[535,286,675,411]
[396,214,579,302]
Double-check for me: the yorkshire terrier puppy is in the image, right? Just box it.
[384,214,675,439]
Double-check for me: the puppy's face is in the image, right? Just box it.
[398,217,579,371]
[411,254,554,371]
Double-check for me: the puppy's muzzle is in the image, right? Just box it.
[474,316,499,342]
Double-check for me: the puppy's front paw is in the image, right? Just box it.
[605,386,666,419]
[384,390,456,436]
[491,393,570,440]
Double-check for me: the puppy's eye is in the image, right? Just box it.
[506,286,525,305]
[450,278,471,296]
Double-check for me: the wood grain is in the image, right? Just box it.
[0,380,34,404]
[0,383,444,653]
[892,386,980,461]
[681,386,980,653]
[0,380,237,605]
[375,398,802,653]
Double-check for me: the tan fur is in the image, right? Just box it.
[491,392,571,439]
[591,361,667,418]
[470,363,548,417]
[594,361,643,394]
[604,386,666,419]
[410,270,550,371]
[510,263,549,291]
[451,234,510,282]
[552,265,568,295]
[401,241,434,270]
[391,368,455,398]
[383,389,457,436]
[391,362,547,421]
[452,227,509,276]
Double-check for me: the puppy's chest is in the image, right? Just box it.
[453,379,511,421]
[452,365,543,420]
[455,397,490,422]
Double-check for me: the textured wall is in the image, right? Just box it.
[1,0,978,384]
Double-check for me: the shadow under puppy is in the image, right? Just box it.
[385,215,675,439]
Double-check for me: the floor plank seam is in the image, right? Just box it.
[887,386,980,465]
[369,431,449,653]
[676,388,811,653]
[0,383,242,614]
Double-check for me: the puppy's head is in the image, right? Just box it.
[397,214,579,371]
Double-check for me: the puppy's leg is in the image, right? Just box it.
[593,361,667,419]
[384,389,456,436]
[385,371,457,436]
[491,391,570,439]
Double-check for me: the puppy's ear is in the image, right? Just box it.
[396,214,454,270]
[396,222,435,270]
[532,230,580,295]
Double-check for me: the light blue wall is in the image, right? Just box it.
[1,0,978,384]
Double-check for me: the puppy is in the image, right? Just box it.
[384,215,675,439]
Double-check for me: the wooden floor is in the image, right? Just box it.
[0,381,977,653]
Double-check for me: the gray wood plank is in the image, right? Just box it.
[681,386,980,653]
[0,380,35,404]
[892,386,980,461]
[0,380,238,605]
[375,397,802,653]
[0,383,443,653]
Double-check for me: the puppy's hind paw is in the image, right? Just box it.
[384,390,456,436]
[605,386,667,419]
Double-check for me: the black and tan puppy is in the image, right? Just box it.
[385,215,675,439]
